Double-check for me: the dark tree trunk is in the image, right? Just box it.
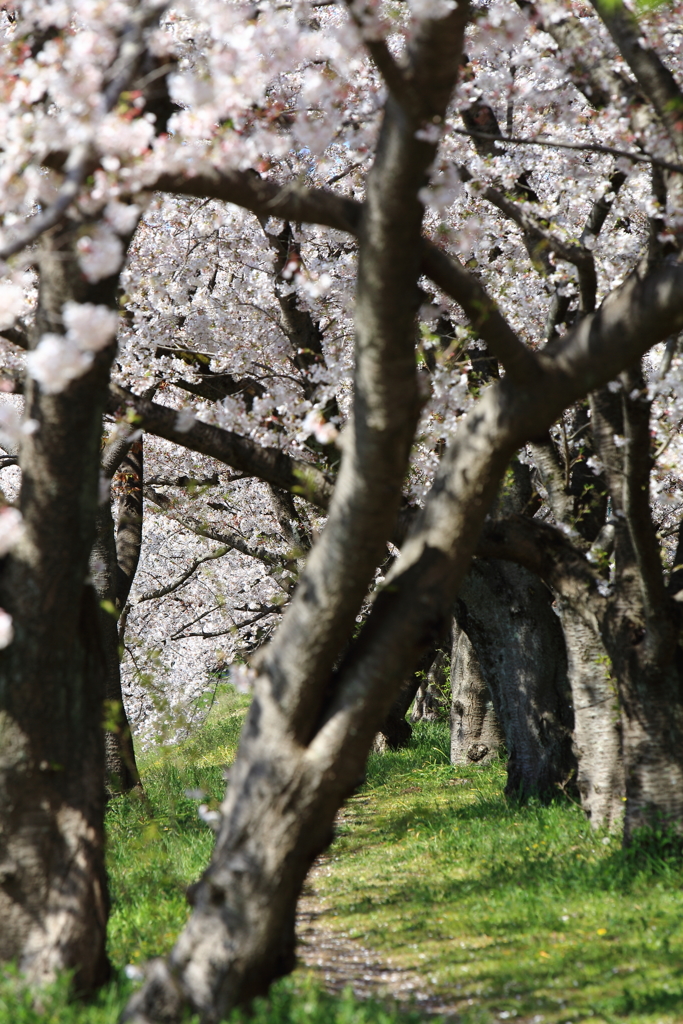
[372,683,415,751]
[0,224,116,990]
[374,636,450,750]
[115,439,144,606]
[91,500,140,796]
[449,619,503,765]
[457,559,576,799]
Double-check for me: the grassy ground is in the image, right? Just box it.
[2,693,683,1022]
[318,724,683,1024]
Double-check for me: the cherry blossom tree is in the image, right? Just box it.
[2,0,683,1019]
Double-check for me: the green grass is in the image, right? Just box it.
[2,698,683,1023]
[106,688,251,967]
[316,722,683,1024]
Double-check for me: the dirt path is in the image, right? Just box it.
[296,862,460,1018]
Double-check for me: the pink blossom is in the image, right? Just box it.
[104,201,141,236]
[229,663,258,694]
[302,409,339,445]
[175,408,197,433]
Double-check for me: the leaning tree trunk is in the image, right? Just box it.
[449,619,503,765]
[0,225,116,990]
[457,559,576,800]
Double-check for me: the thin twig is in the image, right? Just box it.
[453,126,683,176]
[134,546,230,603]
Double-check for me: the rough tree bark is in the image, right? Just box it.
[592,376,683,839]
[453,459,574,798]
[90,438,144,796]
[373,643,442,750]
[456,560,575,799]
[527,424,625,828]
[373,674,419,751]
[0,224,116,991]
[122,9,473,1021]
[559,604,624,828]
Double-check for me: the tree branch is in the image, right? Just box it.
[476,514,605,618]
[308,252,683,768]
[144,486,292,568]
[151,168,528,381]
[133,545,231,604]
[528,434,575,524]
[419,240,541,384]
[109,384,334,510]
[451,126,683,175]
[459,163,597,310]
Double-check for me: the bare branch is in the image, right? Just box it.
[0,325,30,350]
[134,545,231,604]
[151,168,362,235]
[451,126,683,175]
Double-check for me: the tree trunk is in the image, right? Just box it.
[457,559,576,799]
[610,639,683,841]
[91,500,140,796]
[559,603,624,829]
[374,640,449,750]
[372,682,415,751]
[124,693,358,1024]
[0,225,116,991]
[449,620,503,765]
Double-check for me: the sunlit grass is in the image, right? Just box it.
[315,722,683,1024]
[2,697,683,1023]
[106,687,251,968]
